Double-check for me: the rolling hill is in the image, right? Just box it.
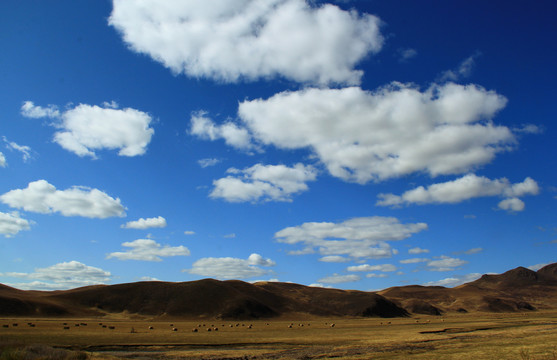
[1,263,556,319]
[378,263,557,314]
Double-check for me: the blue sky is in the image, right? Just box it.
[0,0,555,291]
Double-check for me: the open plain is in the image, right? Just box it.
[2,263,557,359]
[2,311,557,359]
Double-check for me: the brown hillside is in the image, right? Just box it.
[537,263,557,281]
[255,281,408,318]
[0,279,407,319]
[378,264,557,314]
[0,284,81,317]
[1,262,556,318]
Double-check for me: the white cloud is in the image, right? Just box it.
[408,247,429,254]
[223,233,236,238]
[439,52,481,82]
[102,100,119,109]
[427,256,468,271]
[106,239,190,261]
[109,0,383,85]
[309,283,333,288]
[185,253,275,280]
[498,197,525,212]
[366,273,388,278]
[377,174,539,212]
[3,137,33,162]
[138,276,161,281]
[184,230,195,235]
[463,247,483,255]
[238,83,510,183]
[0,180,125,219]
[347,264,397,272]
[23,101,154,158]
[399,258,429,264]
[54,103,154,158]
[275,216,427,261]
[0,211,32,238]
[210,163,318,203]
[191,112,255,151]
[0,152,5,167]
[20,101,60,119]
[528,262,550,271]
[247,253,276,266]
[513,124,543,134]
[424,272,481,287]
[318,273,360,284]
[397,48,417,62]
[198,158,221,168]
[251,278,280,284]
[319,255,350,263]
[121,216,167,229]
[2,261,111,290]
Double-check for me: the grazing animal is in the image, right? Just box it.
[63,326,70,330]
[108,326,115,330]
[172,328,178,332]
[330,323,335,328]
[192,328,198,332]
[2,325,9,328]
[213,327,219,331]
[149,326,154,330]
[288,324,293,328]
[207,328,212,332]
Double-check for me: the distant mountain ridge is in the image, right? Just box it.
[378,263,557,315]
[1,263,556,319]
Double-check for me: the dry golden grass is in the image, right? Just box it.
[1,311,557,359]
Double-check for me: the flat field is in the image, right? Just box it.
[1,311,557,359]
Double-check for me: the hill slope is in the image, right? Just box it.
[378,263,557,314]
[0,278,407,319]
[1,263,556,319]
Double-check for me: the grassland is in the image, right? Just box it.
[1,311,557,359]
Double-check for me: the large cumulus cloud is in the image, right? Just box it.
[109,0,383,85]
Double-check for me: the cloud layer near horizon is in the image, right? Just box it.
[185,253,275,279]
[1,261,111,290]
[275,216,428,261]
